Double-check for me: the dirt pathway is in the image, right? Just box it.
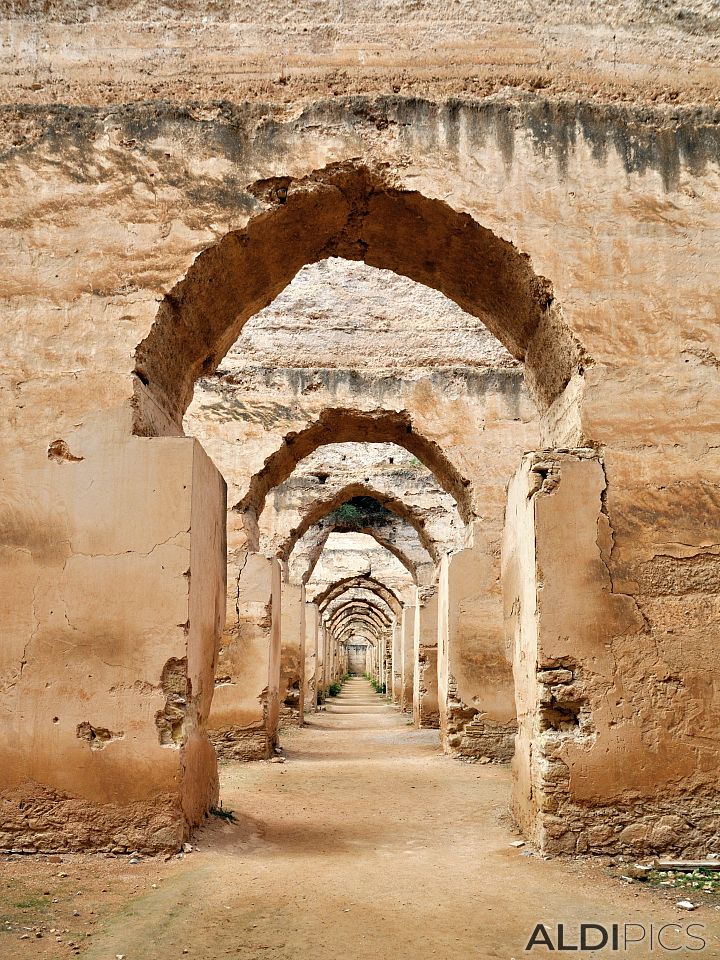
[2,679,718,959]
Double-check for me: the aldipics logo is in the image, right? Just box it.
[524,922,707,953]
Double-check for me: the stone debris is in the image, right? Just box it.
[657,860,720,872]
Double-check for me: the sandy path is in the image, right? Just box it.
[3,679,718,960]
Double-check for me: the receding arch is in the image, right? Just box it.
[298,521,427,585]
[325,591,395,620]
[236,408,474,527]
[337,627,380,648]
[328,601,392,633]
[326,604,394,641]
[134,162,582,436]
[279,484,442,564]
[327,603,391,634]
[335,627,381,651]
[316,575,403,617]
[333,611,386,639]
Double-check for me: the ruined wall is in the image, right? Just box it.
[504,451,720,856]
[304,601,319,711]
[1,1,716,108]
[1,15,719,849]
[438,541,518,760]
[413,590,440,729]
[348,643,369,675]
[208,555,281,760]
[0,437,226,853]
[400,602,416,713]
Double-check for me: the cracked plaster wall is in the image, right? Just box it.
[504,451,720,856]
[1,82,719,851]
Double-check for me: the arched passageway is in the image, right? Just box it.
[134,163,580,437]
[3,150,716,882]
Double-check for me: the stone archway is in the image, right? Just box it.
[1,160,603,856]
[133,162,582,438]
[277,483,444,567]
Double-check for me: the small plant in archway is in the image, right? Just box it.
[329,496,393,531]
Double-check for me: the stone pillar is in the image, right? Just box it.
[304,601,318,713]
[279,582,305,727]
[503,452,656,856]
[437,540,516,760]
[400,600,416,713]
[323,623,331,692]
[317,623,324,697]
[331,636,338,682]
[413,588,440,728]
[0,436,226,854]
[391,621,403,703]
[383,628,393,694]
[208,554,282,760]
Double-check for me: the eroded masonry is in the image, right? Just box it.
[1,1,719,864]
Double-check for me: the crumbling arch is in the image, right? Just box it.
[336,621,381,639]
[277,484,443,564]
[236,408,475,533]
[134,162,581,437]
[334,620,382,644]
[322,584,397,618]
[294,519,430,585]
[261,443,465,566]
[327,600,392,632]
[335,628,381,654]
[328,604,391,633]
[326,602,394,633]
[316,575,403,617]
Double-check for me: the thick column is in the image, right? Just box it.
[503,451,707,856]
[317,622,326,703]
[0,436,226,854]
[413,589,440,728]
[383,628,393,694]
[303,602,318,713]
[279,582,305,727]
[208,554,281,760]
[391,621,403,703]
[437,540,516,760]
[400,601,416,713]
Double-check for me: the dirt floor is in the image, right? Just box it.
[1,678,718,960]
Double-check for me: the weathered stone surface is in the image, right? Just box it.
[504,451,720,856]
[208,554,281,761]
[413,590,440,729]
[279,582,306,727]
[1,6,719,855]
[0,436,226,852]
[1,3,717,109]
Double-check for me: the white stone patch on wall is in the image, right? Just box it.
[219,259,520,372]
